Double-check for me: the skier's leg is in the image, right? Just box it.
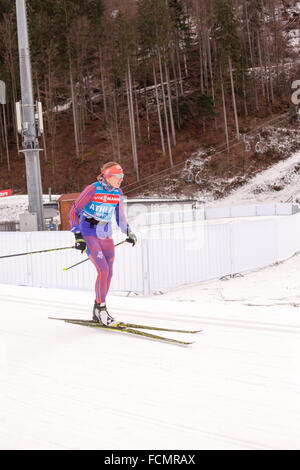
[84,235,117,326]
[100,237,115,297]
[84,235,109,305]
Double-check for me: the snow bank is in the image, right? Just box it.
[0,195,60,223]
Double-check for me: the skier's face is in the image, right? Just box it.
[107,174,124,188]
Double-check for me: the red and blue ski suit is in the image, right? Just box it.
[69,177,130,304]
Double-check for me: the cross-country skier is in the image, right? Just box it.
[69,162,137,326]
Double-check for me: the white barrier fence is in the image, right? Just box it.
[0,209,300,295]
[203,202,300,220]
[126,202,300,227]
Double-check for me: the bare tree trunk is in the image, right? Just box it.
[245,1,254,67]
[158,51,173,167]
[1,12,19,153]
[153,61,166,156]
[143,78,151,144]
[265,34,274,105]
[257,32,266,99]
[207,27,213,99]
[126,78,134,169]
[45,55,57,174]
[85,73,94,115]
[112,87,121,162]
[135,88,141,141]
[70,68,80,158]
[207,25,217,128]
[183,51,188,79]
[243,72,248,117]
[203,27,209,91]
[10,70,19,154]
[245,2,259,111]
[198,24,204,94]
[220,66,230,153]
[171,51,181,130]
[127,58,139,181]
[108,89,117,160]
[51,91,57,178]
[77,82,85,160]
[99,46,108,121]
[176,45,184,96]
[164,60,176,147]
[2,104,10,172]
[0,107,4,163]
[228,56,240,140]
[270,0,280,93]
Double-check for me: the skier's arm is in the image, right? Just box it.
[69,184,95,232]
[115,189,130,234]
[115,190,137,246]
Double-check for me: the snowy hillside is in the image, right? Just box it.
[187,122,300,206]
[210,149,300,206]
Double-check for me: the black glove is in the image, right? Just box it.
[74,232,87,253]
[126,229,137,247]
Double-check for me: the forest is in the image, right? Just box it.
[0,0,299,197]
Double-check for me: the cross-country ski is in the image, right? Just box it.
[49,317,203,334]
[56,319,195,346]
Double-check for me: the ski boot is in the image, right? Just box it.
[92,301,118,327]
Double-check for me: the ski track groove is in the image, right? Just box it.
[1,372,272,451]
[2,293,300,335]
[2,289,300,449]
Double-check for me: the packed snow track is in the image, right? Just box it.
[1,256,300,450]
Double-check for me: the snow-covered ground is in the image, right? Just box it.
[0,194,60,224]
[1,249,300,450]
[211,150,300,206]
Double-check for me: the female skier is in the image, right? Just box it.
[69,162,137,326]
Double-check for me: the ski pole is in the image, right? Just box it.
[63,257,89,272]
[114,240,128,248]
[62,239,128,272]
[0,245,75,260]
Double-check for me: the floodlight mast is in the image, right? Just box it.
[16,0,44,230]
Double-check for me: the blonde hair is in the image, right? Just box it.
[97,161,120,180]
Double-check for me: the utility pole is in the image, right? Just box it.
[15,0,44,230]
